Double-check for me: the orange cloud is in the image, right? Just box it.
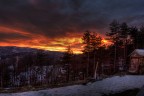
[0,26,110,54]
[0,26,32,36]
[102,39,111,45]
[0,26,84,54]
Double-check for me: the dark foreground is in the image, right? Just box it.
[103,88,140,96]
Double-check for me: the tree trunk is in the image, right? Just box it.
[94,61,99,79]
[87,52,90,78]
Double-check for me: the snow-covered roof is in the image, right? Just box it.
[130,49,144,57]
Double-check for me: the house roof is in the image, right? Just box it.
[130,49,144,57]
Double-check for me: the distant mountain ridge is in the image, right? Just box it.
[0,46,63,59]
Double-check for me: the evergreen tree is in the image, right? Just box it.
[129,26,138,49]
[82,31,92,53]
[82,31,91,77]
[82,31,102,77]
[139,26,144,48]
[106,20,121,72]
[62,46,73,82]
[119,22,129,38]
[106,20,120,43]
[119,22,130,70]
[90,33,102,51]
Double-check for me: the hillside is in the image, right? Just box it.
[0,75,144,96]
[0,46,63,59]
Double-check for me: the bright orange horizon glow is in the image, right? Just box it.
[0,26,110,54]
[102,39,111,45]
[102,39,108,43]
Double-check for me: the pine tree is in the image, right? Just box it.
[82,31,102,78]
[90,33,102,78]
[139,26,144,48]
[119,22,129,38]
[128,26,139,51]
[82,31,92,78]
[90,33,102,51]
[106,20,120,43]
[62,46,73,82]
[82,31,92,53]
[106,20,120,73]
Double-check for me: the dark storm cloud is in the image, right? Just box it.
[0,0,144,38]
[0,32,31,42]
[0,33,27,39]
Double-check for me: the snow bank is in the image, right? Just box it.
[0,75,144,96]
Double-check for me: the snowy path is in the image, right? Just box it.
[0,75,144,96]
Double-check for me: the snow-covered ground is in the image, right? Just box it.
[1,75,144,96]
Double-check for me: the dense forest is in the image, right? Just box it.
[0,20,144,88]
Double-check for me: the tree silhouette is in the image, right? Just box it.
[82,31,102,78]
[106,20,121,72]
[62,46,73,82]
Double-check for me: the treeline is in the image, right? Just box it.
[107,20,144,72]
[1,20,144,88]
[67,20,144,79]
[0,49,86,88]
[0,51,59,88]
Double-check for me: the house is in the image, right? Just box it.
[129,49,144,74]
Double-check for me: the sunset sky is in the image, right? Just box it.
[0,0,144,54]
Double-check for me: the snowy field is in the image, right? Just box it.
[0,75,144,96]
